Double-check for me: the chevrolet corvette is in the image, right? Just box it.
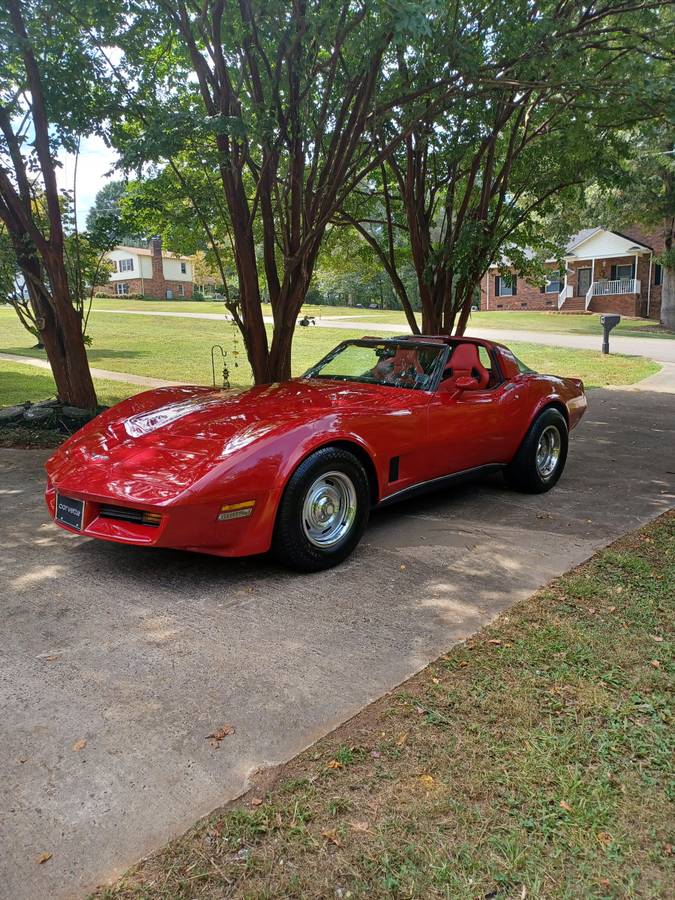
[45,336,587,571]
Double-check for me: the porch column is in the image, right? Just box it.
[634,252,639,290]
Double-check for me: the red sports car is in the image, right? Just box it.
[45,336,587,571]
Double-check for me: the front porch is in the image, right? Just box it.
[557,229,654,316]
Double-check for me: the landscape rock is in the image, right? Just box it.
[0,405,27,424]
[23,406,54,422]
[62,406,93,420]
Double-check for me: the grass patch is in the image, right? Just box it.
[89,298,675,340]
[0,360,139,408]
[94,513,674,899]
[0,306,659,406]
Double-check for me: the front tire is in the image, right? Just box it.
[505,408,568,494]
[272,447,371,572]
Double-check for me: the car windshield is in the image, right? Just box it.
[303,340,445,391]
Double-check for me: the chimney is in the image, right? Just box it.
[150,236,164,291]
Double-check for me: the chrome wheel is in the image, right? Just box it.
[301,471,357,548]
[536,425,561,479]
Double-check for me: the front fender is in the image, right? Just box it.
[178,415,380,557]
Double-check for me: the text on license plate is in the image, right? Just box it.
[55,494,84,530]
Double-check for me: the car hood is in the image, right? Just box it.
[46,379,407,505]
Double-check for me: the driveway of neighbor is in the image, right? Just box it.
[1,383,674,900]
[88,307,675,364]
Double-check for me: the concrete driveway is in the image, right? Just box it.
[1,385,674,900]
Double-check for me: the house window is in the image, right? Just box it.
[118,258,134,272]
[542,273,562,293]
[654,263,662,286]
[116,283,129,296]
[610,263,634,281]
[495,274,517,296]
[177,284,185,296]
[180,261,187,274]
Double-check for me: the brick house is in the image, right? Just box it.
[480,226,664,319]
[98,237,195,299]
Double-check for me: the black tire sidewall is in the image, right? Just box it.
[507,408,569,493]
[272,447,371,571]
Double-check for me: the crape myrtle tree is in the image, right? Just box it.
[339,0,674,335]
[0,0,118,407]
[114,0,481,383]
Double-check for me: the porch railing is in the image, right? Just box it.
[585,278,640,310]
[558,284,573,309]
[592,278,640,296]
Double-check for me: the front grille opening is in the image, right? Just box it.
[99,504,161,527]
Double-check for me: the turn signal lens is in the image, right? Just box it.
[142,511,163,526]
[217,500,255,521]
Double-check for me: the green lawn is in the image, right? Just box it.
[0,359,141,407]
[91,297,675,339]
[0,305,659,409]
[94,512,675,900]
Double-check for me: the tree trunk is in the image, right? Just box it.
[661,265,675,330]
[13,237,97,408]
[660,212,674,330]
[42,253,97,408]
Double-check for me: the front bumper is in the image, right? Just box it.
[45,480,279,558]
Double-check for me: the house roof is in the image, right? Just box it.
[564,228,653,256]
[565,228,601,252]
[489,227,654,269]
[114,245,193,262]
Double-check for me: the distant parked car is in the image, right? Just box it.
[46,335,587,572]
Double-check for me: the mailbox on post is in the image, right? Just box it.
[600,314,621,354]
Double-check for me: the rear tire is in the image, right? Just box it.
[272,447,371,572]
[505,408,568,494]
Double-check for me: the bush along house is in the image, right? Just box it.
[480,226,664,319]
[96,237,194,300]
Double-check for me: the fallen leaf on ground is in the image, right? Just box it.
[400,564,407,571]
[36,852,52,865]
[419,774,435,787]
[559,801,572,812]
[327,759,343,769]
[250,797,263,807]
[45,655,60,662]
[458,661,469,668]
[395,732,409,746]
[431,677,440,685]
[597,831,613,846]
[651,660,661,669]
[206,724,235,746]
[349,821,371,832]
[72,739,87,752]
[487,639,502,646]
[650,635,664,642]
[321,828,341,846]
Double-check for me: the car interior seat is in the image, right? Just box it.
[438,343,490,392]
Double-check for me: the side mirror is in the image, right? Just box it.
[454,375,479,391]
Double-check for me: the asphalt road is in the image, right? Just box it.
[1,384,674,899]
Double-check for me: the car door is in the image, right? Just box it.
[425,348,523,478]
